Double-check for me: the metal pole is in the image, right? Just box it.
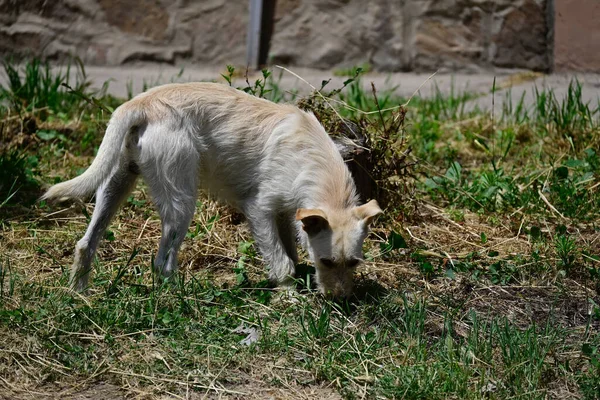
[247,0,264,69]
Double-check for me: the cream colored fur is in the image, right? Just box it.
[43,82,382,297]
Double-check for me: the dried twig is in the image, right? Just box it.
[537,189,566,220]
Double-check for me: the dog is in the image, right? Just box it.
[42,82,382,298]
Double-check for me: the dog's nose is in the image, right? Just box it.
[327,284,351,299]
[323,288,343,299]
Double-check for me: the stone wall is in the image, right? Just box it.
[270,0,551,72]
[0,0,552,72]
[0,0,248,66]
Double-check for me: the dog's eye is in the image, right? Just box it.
[320,258,336,268]
[346,258,361,268]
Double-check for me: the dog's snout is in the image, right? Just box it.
[319,274,354,299]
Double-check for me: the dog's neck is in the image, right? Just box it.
[295,149,359,213]
[316,163,358,210]
[287,112,359,213]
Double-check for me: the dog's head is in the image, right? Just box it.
[296,199,382,298]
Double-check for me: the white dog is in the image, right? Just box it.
[43,83,382,297]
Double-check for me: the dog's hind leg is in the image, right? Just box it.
[70,162,138,291]
[151,198,196,279]
[144,153,199,279]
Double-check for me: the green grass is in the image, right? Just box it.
[1,60,599,399]
[0,263,596,399]
[0,57,93,116]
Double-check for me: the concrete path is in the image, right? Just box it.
[84,64,600,112]
[3,63,600,112]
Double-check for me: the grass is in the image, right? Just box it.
[1,59,600,399]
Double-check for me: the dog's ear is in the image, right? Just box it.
[296,208,329,235]
[354,199,383,225]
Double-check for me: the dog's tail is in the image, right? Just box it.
[42,103,145,202]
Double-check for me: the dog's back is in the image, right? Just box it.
[126,82,357,212]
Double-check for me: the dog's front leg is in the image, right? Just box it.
[246,210,298,289]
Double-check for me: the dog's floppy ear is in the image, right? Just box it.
[296,208,329,235]
[354,199,383,225]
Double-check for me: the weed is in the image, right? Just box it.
[0,148,40,207]
[333,63,372,77]
[300,302,332,340]
[413,82,478,122]
[187,212,219,240]
[494,319,560,396]
[234,240,256,286]
[379,230,408,257]
[0,58,91,116]
[555,234,577,272]
[221,64,289,102]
